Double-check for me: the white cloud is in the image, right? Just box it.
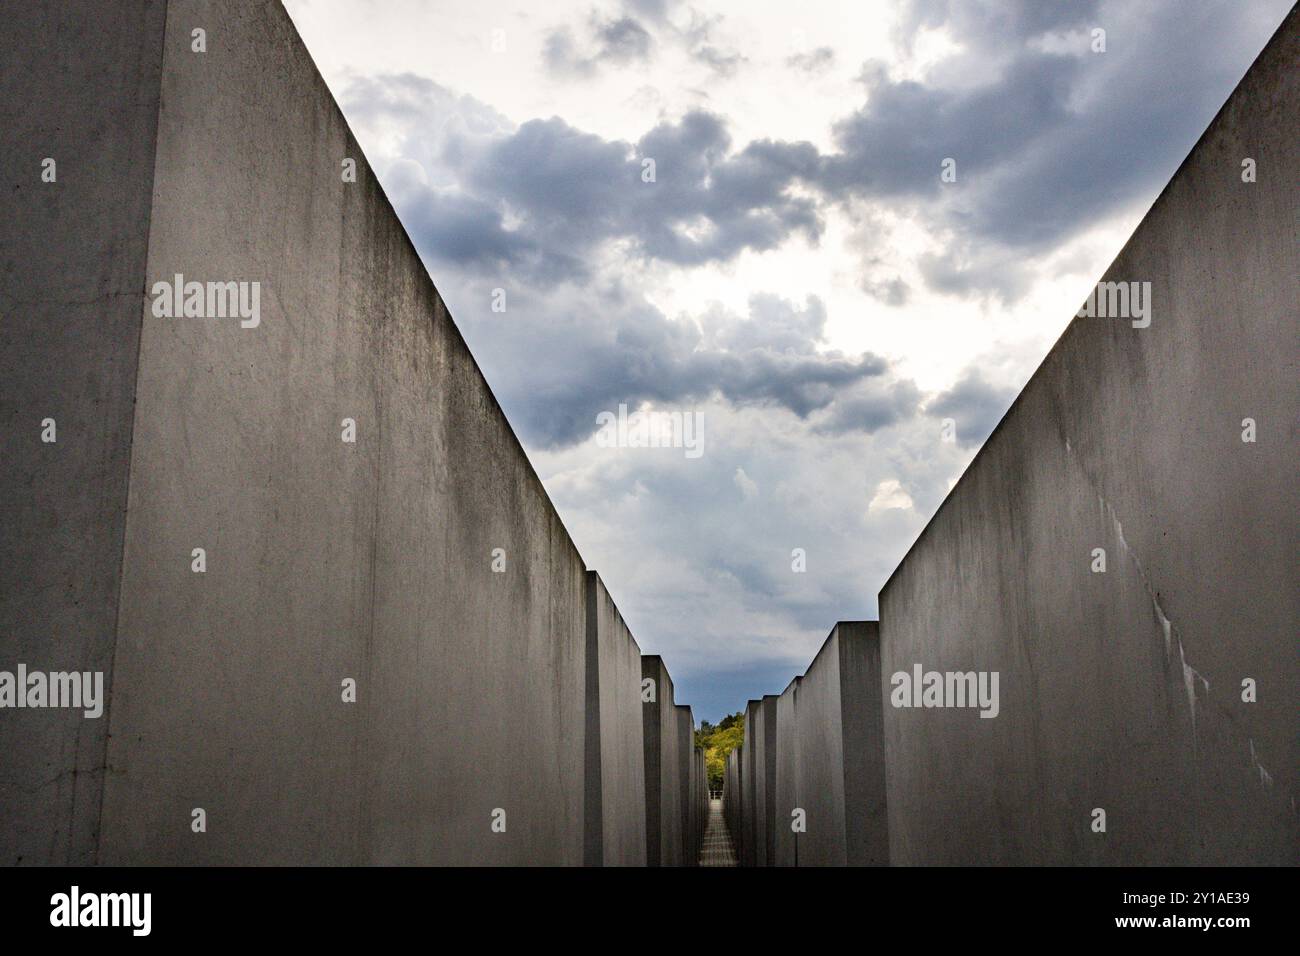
[867,478,915,514]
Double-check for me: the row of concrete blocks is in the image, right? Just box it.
[723,10,1299,866]
[724,622,887,866]
[586,574,708,866]
[0,0,710,867]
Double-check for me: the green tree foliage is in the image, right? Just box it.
[696,712,745,791]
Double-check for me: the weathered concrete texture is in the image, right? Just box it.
[793,623,888,866]
[772,677,800,867]
[878,10,1299,866]
[585,573,648,866]
[743,702,754,868]
[642,656,684,865]
[755,695,778,866]
[0,0,170,867]
[737,695,777,867]
[691,745,707,858]
[735,742,746,859]
[675,705,696,866]
[88,0,581,866]
[739,626,887,868]
[3,0,705,868]
[723,748,740,845]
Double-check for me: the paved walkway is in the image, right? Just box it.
[698,798,737,866]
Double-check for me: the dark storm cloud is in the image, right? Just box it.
[383,183,590,284]
[454,287,906,449]
[813,379,924,436]
[543,15,654,77]
[434,109,822,278]
[819,51,1079,201]
[596,16,655,62]
[342,1,1293,301]
[896,0,1103,44]
[822,0,1294,257]
[925,366,1017,449]
[342,74,824,282]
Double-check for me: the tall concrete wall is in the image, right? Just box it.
[755,695,778,866]
[878,11,1298,865]
[691,745,706,858]
[792,623,887,866]
[585,573,648,866]
[94,0,586,866]
[0,0,170,868]
[838,626,889,866]
[642,656,685,865]
[772,677,800,867]
[741,700,760,866]
[4,0,1291,872]
[675,705,697,866]
[688,13,1296,873]
[795,636,846,866]
[723,748,740,843]
[1,0,703,867]
[731,627,886,867]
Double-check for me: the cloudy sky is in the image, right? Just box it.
[283,0,1291,722]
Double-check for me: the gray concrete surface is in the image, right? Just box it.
[755,695,778,866]
[2,0,710,869]
[793,623,887,866]
[0,0,170,867]
[3,0,1292,871]
[743,626,887,867]
[723,748,739,845]
[878,10,1298,865]
[838,625,889,866]
[795,635,845,866]
[742,700,759,866]
[95,0,593,866]
[692,745,706,856]
[642,656,684,865]
[585,573,648,866]
[675,704,696,866]
[772,677,800,867]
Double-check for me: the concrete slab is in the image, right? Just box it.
[585,573,648,866]
[642,656,684,865]
[878,10,1299,865]
[0,0,170,868]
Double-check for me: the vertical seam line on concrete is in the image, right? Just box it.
[94,0,171,867]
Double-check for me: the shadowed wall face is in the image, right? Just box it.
[743,700,760,866]
[795,633,848,865]
[745,624,887,868]
[838,624,888,866]
[675,705,695,866]
[0,0,169,867]
[642,656,684,866]
[760,695,778,866]
[878,14,1299,866]
[585,573,648,866]
[773,678,800,867]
